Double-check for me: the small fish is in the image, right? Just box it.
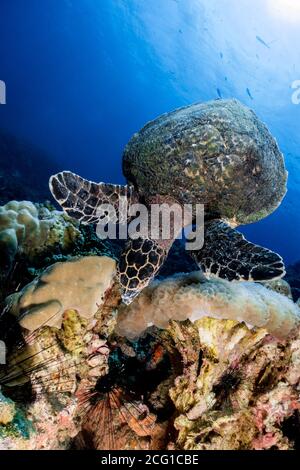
[220,52,223,59]
[217,88,222,99]
[246,88,254,100]
[256,35,270,49]
[178,29,183,34]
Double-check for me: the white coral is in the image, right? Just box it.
[116,272,300,340]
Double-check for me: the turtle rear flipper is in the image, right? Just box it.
[191,220,285,282]
[49,171,136,225]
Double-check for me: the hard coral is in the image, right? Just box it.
[166,318,300,450]
[1,249,300,450]
[6,256,116,330]
[0,268,118,449]
[116,272,300,340]
[0,201,82,281]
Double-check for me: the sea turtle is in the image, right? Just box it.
[49,99,287,304]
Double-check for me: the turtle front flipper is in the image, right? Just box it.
[191,220,285,282]
[49,171,137,225]
[118,238,167,304]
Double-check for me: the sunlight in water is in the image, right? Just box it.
[267,0,300,23]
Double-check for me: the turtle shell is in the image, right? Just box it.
[122,99,287,225]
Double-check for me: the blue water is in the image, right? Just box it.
[0,0,299,264]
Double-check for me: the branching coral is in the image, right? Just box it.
[116,272,300,340]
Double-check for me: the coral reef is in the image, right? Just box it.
[73,341,171,451]
[167,318,300,450]
[0,290,114,449]
[116,272,300,340]
[0,282,171,450]
[0,206,300,450]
